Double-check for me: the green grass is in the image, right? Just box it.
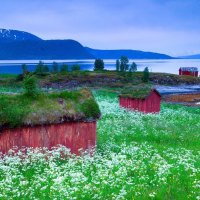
[0,89,100,129]
[0,90,200,199]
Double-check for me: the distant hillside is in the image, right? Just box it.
[85,47,173,59]
[0,29,94,60]
[0,40,94,60]
[179,54,200,59]
[0,28,173,60]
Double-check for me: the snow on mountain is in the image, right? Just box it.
[0,29,42,41]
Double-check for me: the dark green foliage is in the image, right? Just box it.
[94,59,104,71]
[130,62,137,72]
[23,75,38,97]
[71,65,80,71]
[35,61,45,74]
[0,96,28,128]
[16,74,24,81]
[22,64,28,74]
[142,67,150,83]
[120,85,153,99]
[120,56,129,72]
[52,62,59,73]
[81,99,100,118]
[43,65,49,73]
[60,64,68,73]
[116,60,120,71]
[51,90,81,102]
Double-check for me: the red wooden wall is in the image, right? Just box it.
[179,69,198,77]
[0,122,96,155]
[119,90,161,113]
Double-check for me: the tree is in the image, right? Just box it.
[71,64,80,71]
[22,64,28,74]
[94,59,104,71]
[60,64,68,73]
[116,60,120,71]
[35,61,45,74]
[52,62,59,73]
[23,75,38,97]
[120,56,129,72]
[43,65,49,73]
[142,67,149,82]
[129,62,137,72]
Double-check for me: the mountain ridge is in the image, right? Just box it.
[179,54,200,59]
[85,47,173,59]
[0,28,173,60]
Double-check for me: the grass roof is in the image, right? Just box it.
[0,89,100,130]
[119,85,158,99]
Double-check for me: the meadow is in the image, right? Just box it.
[0,90,200,199]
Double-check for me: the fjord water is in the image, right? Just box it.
[0,59,199,74]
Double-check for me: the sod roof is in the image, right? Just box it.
[0,88,100,130]
[119,85,160,99]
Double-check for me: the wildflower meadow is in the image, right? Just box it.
[0,90,200,199]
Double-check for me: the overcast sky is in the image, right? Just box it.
[1,0,200,56]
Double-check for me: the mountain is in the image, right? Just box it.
[179,54,200,59]
[0,28,173,60]
[85,47,173,59]
[0,29,42,41]
[0,29,94,60]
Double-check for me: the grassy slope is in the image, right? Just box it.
[0,91,199,199]
[0,89,100,129]
[1,71,200,91]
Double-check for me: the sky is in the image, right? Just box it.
[0,0,200,56]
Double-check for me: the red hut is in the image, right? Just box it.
[0,89,100,155]
[179,67,198,77]
[119,86,161,113]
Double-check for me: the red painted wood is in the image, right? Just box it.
[0,122,96,155]
[119,90,161,113]
[179,69,198,77]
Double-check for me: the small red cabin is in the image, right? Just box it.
[179,67,198,77]
[119,87,161,113]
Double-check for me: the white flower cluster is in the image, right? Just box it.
[0,91,199,199]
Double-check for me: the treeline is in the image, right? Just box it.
[22,61,81,75]
[21,57,149,82]
[93,56,149,82]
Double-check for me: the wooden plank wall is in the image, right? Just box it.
[0,122,96,155]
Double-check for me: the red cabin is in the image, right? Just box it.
[179,67,198,77]
[0,89,100,155]
[119,87,161,113]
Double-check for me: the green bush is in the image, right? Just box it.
[60,64,68,73]
[94,59,104,71]
[71,65,80,71]
[23,75,38,97]
[142,67,150,83]
[81,99,100,118]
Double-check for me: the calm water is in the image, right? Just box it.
[0,59,199,74]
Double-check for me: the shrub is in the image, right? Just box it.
[60,64,68,73]
[130,62,137,72]
[23,75,38,97]
[81,99,100,119]
[116,60,120,71]
[52,62,59,73]
[71,65,80,71]
[142,67,150,83]
[94,59,104,71]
